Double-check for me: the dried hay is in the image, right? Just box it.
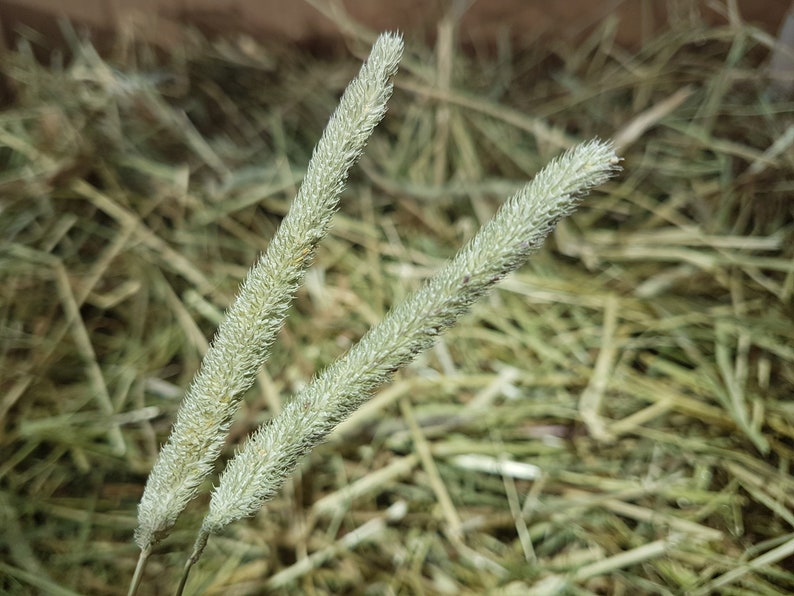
[1,5,792,595]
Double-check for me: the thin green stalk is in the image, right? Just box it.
[127,545,150,596]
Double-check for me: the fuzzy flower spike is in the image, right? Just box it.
[188,140,620,568]
[133,32,404,557]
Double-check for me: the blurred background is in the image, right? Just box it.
[0,0,791,52]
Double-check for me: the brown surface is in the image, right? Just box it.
[0,0,790,54]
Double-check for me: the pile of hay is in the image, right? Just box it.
[1,8,792,595]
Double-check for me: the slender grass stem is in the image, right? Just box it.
[126,545,150,596]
